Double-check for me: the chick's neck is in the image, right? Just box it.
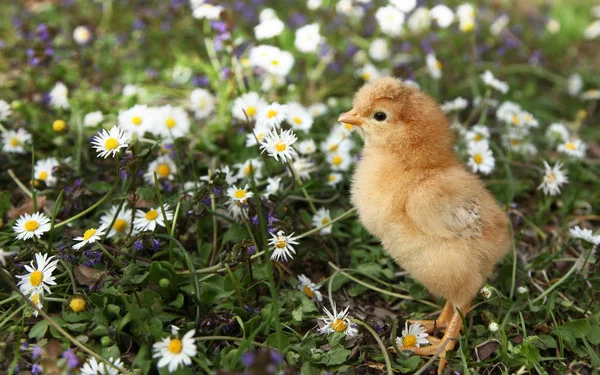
[361,137,458,171]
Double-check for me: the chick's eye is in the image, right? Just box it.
[374,112,387,121]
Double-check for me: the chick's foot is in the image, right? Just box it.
[407,300,454,333]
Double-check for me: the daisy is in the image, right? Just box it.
[122,84,145,98]
[297,274,323,301]
[118,104,152,137]
[255,17,284,40]
[582,89,600,101]
[321,134,354,154]
[0,99,12,121]
[426,53,442,80]
[269,230,299,262]
[80,357,125,375]
[49,82,69,109]
[318,304,358,336]
[0,248,16,266]
[29,290,44,317]
[407,8,432,34]
[152,326,197,373]
[34,157,60,187]
[490,14,509,36]
[83,111,104,127]
[156,105,190,138]
[297,139,317,155]
[569,226,600,246]
[259,128,298,163]
[440,97,468,112]
[52,119,67,133]
[73,25,92,45]
[256,102,288,128]
[327,151,352,171]
[91,126,131,159]
[192,3,223,20]
[464,125,490,145]
[488,322,500,332]
[292,158,316,180]
[285,103,313,133]
[479,286,493,299]
[189,88,216,120]
[265,177,281,196]
[144,155,178,185]
[295,23,322,53]
[557,139,587,159]
[368,38,390,61]
[496,101,522,124]
[16,253,58,295]
[312,208,332,235]
[134,205,173,232]
[375,5,405,37]
[235,158,264,180]
[245,122,271,148]
[308,103,327,117]
[396,322,429,348]
[431,4,454,28]
[2,128,32,154]
[232,92,267,122]
[202,165,238,185]
[545,123,570,143]
[356,63,383,82]
[457,3,476,32]
[72,224,107,250]
[481,70,509,94]
[583,20,600,40]
[567,73,583,96]
[390,0,416,13]
[467,142,495,175]
[326,173,343,187]
[249,45,294,77]
[227,184,254,204]
[13,212,51,240]
[537,161,568,196]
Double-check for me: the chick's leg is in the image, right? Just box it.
[408,300,454,333]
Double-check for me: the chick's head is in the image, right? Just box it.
[339,77,454,162]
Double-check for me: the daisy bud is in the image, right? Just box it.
[488,322,499,332]
[52,119,67,133]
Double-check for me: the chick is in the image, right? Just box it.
[339,77,511,374]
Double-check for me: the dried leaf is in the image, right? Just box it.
[7,196,47,220]
[74,265,109,290]
[473,339,501,362]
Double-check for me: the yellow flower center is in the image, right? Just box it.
[293,117,302,125]
[403,334,417,347]
[166,117,176,129]
[243,164,253,176]
[167,338,183,354]
[9,137,20,147]
[473,154,483,165]
[267,109,277,119]
[512,115,520,125]
[332,155,343,165]
[256,132,265,141]
[234,189,246,199]
[24,220,40,232]
[82,228,97,241]
[38,171,48,181]
[246,106,256,117]
[321,218,330,225]
[105,137,119,150]
[157,164,171,178]
[132,116,142,126]
[199,99,207,109]
[474,134,483,141]
[303,285,315,298]
[462,20,475,32]
[328,175,336,182]
[271,59,279,66]
[275,142,287,152]
[70,297,86,312]
[113,218,128,232]
[576,110,587,120]
[146,210,159,220]
[565,142,576,150]
[329,144,338,152]
[30,270,43,287]
[546,173,556,183]
[276,239,287,248]
[32,292,40,306]
[332,319,347,332]
[435,60,442,70]
[52,120,66,132]
[361,72,371,80]
[510,139,520,146]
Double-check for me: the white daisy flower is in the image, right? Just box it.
[285,103,313,133]
[326,173,343,187]
[557,139,587,159]
[235,158,264,180]
[192,3,223,20]
[537,161,568,196]
[467,142,495,175]
[2,128,31,154]
[34,157,60,187]
[297,274,323,301]
[312,207,332,235]
[464,125,490,145]
[327,151,353,171]
[318,304,358,336]
[16,253,58,295]
[567,73,583,96]
[227,184,254,204]
[407,7,432,34]
[396,322,429,348]
[189,88,216,120]
[73,25,92,45]
[91,126,131,159]
[569,226,600,246]
[155,105,190,139]
[80,356,125,375]
[260,128,298,163]
[583,20,600,40]
[517,286,528,294]
[307,0,322,10]
[265,177,281,196]
[249,45,294,77]
[440,97,468,112]
[0,248,16,266]
[122,84,145,98]
[100,206,134,238]
[152,327,197,373]
[457,3,476,32]
[232,92,267,122]
[297,139,317,155]
[430,4,454,28]
[83,111,104,127]
[13,212,51,241]
[256,102,288,128]
[480,286,493,299]
[255,17,284,40]
[481,70,509,94]
[259,8,277,21]
[269,230,299,262]
[144,155,178,185]
[72,224,107,250]
[545,123,570,143]
[118,104,152,137]
[375,5,405,37]
[488,322,500,332]
[0,99,12,121]
[245,122,271,148]
[308,103,327,117]
[582,89,600,101]
[29,290,44,317]
[357,63,384,82]
[291,157,316,181]
[490,14,509,36]
[134,205,174,232]
[294,23,322,53]
[368,38,390,61]
[426,53,442,80]
[546,18,561,33]
[49,82,69,109]
[321,134,354,154]
[390,0,416,13]
[496,101,522,124]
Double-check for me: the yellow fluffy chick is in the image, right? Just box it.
[339,77,511,374]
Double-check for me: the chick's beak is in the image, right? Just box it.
[338,110,363,126]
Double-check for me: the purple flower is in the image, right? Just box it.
[120,168,129,180]
[250,215,259,225]
[212,187,222,196]
[270,350,283,364]
[32,345,42,359]
[247,245,256,255]
[31,364,42,375]
[61,349,78,369]
[134,240,144,251]
[241,351,256,367]
[152,239,160,252]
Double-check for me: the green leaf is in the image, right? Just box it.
[587,325,600,345]
[169,293,185,308]
[0,191,11,218]
[29,320,49,339]
[325,345,351,365]
[395,356,422,372]
[89,181,112,193]
[64,323,88,333]
[221,224,247,244]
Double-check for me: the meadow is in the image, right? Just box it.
[0,0,599,374]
